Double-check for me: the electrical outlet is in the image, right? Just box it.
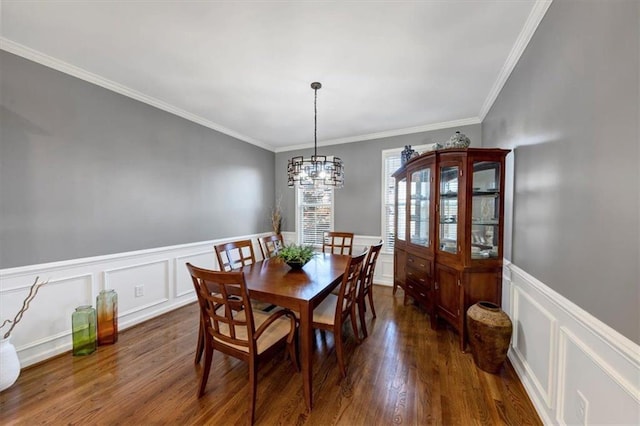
[134,285,144,298]
[576,390,589,425]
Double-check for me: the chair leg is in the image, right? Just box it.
[249,358,258,425]
[335,327,346,378]
[358,298,368,339]
[195,320,204,364]
[288,337,300,372]
[350,308,361,345]
[198,344,213,397]
[393,282,398,295]
[367,289,377,318]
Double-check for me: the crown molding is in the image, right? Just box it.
[2,0,549,156]
[274,117,482,153]
[0,37,276,152]
[478,0,553,120]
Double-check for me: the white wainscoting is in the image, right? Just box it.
[0,233,269,368]
[281,232,393,286]
[504,261,640,425]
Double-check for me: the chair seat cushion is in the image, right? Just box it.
[210,310,292,354]
[313,294,338,326]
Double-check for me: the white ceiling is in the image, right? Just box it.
[0,1,550,152]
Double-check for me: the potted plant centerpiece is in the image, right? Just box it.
[278,244,316,270]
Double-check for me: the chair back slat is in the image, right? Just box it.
[359,241,383,298]
[322,231,354,255]
[335,251,367,322]
[214,240,256,271]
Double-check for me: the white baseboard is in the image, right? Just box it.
[503,261,640,425]
[0,232,271,367]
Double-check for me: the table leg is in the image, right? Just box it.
[299,303,313,411]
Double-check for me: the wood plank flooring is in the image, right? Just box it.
[0,286,541,425]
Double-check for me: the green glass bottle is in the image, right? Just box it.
[72,305,96,356]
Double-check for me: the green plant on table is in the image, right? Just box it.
[278,244,316,265]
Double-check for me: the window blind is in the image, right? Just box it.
[298,187,333,246]
[383,152,402,253]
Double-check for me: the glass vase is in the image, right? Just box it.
[97,289,118,345]
[72,305,96,356]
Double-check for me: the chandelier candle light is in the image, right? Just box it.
[287,82,344,188]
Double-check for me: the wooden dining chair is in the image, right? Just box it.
[214,239,256,271]
[258,234,284,260]
[357,241,383,339]
[186,263,299,425]
[322,231,354,255]
[195,240,258,364]
[312,251,367,378]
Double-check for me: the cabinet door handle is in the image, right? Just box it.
[457,279,461,287]
[419,278,426,283]
[435,281,438,290]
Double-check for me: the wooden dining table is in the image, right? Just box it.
[241,252,350,411]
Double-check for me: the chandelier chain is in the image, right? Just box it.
[314,85,318,157]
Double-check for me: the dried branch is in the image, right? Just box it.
[1,276,47,339]
[271,195,283,235]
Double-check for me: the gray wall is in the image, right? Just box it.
[1,51,275,268]
[483,0,639,343]
[275,124,481,235]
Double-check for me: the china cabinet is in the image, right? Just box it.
[392,148,510,350]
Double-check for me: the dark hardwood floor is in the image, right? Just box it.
[0,286,541,425]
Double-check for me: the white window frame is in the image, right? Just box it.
[295,186,334,247]
[381,144,430,254]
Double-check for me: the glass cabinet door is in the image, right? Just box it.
[396,177,406,241]
[438,165,459,254]
[470,161,501,259]
[409,168,430,247]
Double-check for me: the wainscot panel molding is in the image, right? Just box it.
[504,261,640,425]
[0,233,271,368]
[281,231,392,287]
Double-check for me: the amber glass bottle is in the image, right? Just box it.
[97,289,118,345]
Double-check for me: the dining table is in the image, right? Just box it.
[241,252,350,411]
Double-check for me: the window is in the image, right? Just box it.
[382,145,429,253]
[297,186,333,246]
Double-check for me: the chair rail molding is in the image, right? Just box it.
[0,232,272,367]
[503,260,640,425]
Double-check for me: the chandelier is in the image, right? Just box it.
[287,82,344,188]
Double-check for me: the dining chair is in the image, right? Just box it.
[258,233,284,260]
[312,251,367,378]
[186,263,298,425]
[195,240,258,364]
[321,231,354,255]
[214,239,256,271]
[194,240,256,364]
[357,241,383,339]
